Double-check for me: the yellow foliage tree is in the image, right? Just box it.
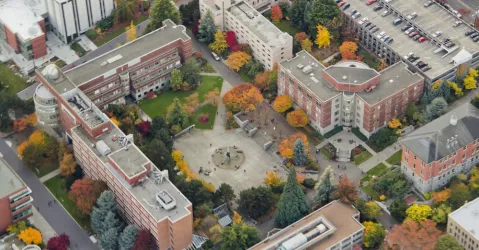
[406,204,432,222]
[388,118,402,129]
[59,153,76,177]
[464,75,477,90]
[432,79,442,90]
[447,81,464,97]
[279,133,309,158]
[432,188,451,204]
[125,21,136,42]
[264,170,283,186]
[315,25,331,48]
[232,211,242,223]
[172,150,182,162]
[183,93,200,116]
[172,150,214,192]
[96,28,103,37]
[379,195,386,201]
[17,141,29,158]
[28,130,46,146]
[209,30,229,54]
[18,227,42,245]
[226,51,251,71]
[301,38,313,53]
[469,68,479,78]
[110,116,120,126]
[286,109,309,127]
[272,95,293,113]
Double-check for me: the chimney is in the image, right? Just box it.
[450,114,457,126]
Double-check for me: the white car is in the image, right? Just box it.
[404,52,414,60]
[407,12,417,19]
[381,10,391,17]
[433,30,442,37]
[377,31,386,38]
[405,27,414,35]
[211,52,220,61]
[358,17,368,24]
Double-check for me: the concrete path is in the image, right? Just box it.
[39,169,61,183]
[358,142,401,172]
[78,35,98,51]
[16,82,39,100]
[29,206,57,242]
[0,139,99,250]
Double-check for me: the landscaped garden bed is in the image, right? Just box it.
[351,145,373,165]
[320,142,336,160]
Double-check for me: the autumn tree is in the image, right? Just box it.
[222,83,263,112]
[59,153,76,177]
[286,109,309,127]
[364,201,382,221]
[339,41,358,60]
[333,174,358,204]
[273,95,293,113]
[183,93,200,116]
[264,170,284,187]
[362,221,386,249]
[169,69,187,91]
[270,5,283,23]
[295,32,308,42]
[253,70,271,90]
[68,178,108,215]
[226,51,251,71]
[29,130,46,147]
[386,220,441,250]
[431,203,452,225]
[279,133,309,158]
[275,167,311,227]
[315,166,334,204]
[209,30,229,55]
[132,230,156,250]
[18,227,42,245]
[232,211,242,224]
[447,81,464,97]
[432,188,451,203]
[388,118,402,129]
[308,0,341,35]
[166,98,189,129]
[315,25,331,48]
[126,21,136,42]
[13,118,27,132]
[293,138,308,166]
[47,234,70,250]
[301,38,313,52]
[205,88,220,106]
[464,68,478,90]
[17,141,29,159]
[406,204,432,222]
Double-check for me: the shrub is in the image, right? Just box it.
[303,178,316,189]
[96,16,114,31]
[86,29,98,40]
[199,113,209,124]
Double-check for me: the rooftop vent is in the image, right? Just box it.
[342,76,347,80]
[389,79,394,83]
[311,77,319,84]
[302,65,313,74]
[297,64,304,69]
[102,55,123,66]
[156,190,176,210]
[365,85,376,93]
[95,140,111,156]
[450,114,457,126]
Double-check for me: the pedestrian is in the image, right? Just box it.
[37,206,40,212]
[338,165,340,169]
[244,169,246,173]
[53,199,56,203]
[210,143,212,147]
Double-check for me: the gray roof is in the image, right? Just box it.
[324,65,379,85]
[401,103,479,163]
[0,157,26,198]
[449,197,479,241]
[64,19,190,86]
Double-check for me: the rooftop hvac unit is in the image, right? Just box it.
[302,65,313,74]
[311,77,319,84]
[95,140,111,156]
[304,223,327,239]
[279,234,308,250]
[156,190,176,210]
[297,64,304,69]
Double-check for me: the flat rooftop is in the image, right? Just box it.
[228,1,290,49]
[249,201,363,250]
[0,157,26,198]
[449,197,479,240]
[39,62,76,95]
[71,124,149,178]
[64,19,190,86]
[357,61,423,103]
[342,0,479,80]
[324,64,379,85]
[0,0,46,41]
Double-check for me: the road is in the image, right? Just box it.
[0,139,98,250]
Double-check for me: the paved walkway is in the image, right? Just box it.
[29,206,57,242]
[78,35,98,51]
[39,169,61,183]
[17,82,39,100]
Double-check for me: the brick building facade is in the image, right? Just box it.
[278,51,424,138]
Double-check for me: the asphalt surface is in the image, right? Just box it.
[445,0,479,24]
[16,82,39,100]
[0,139,98,250]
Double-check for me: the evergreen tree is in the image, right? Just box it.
[103,211,123,232]
[99,228,119,250]
[315,166,334,204]
[288,0,307,27]
[166,98,189,128]
[293,138,307,166]
[423,97,448,122]
[91,191,118,235]
[146,0,181,33]
[302,1,312,32]
[275,168,311,227]
[308,0,340,34]
[197,10,217,44]
[119,225,139,250]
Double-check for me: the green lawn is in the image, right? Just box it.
[93,16,148,46]
[353,151,373,165]
[70,42,87,57]
[44,176,92,232]
[361,163,388,183]
[386,150,403,165]
[320,147,333,160]
[191,104,217,129]
[0,63,31,95]
[361,185,379,200]
[274,20,302,35]
[140,75,223,118]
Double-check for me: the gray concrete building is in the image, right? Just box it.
[448,197,479,250]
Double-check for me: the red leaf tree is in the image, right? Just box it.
[68,178,108,215]
[386,220,441,250]
[226,30,237,48]
[270,5,283,22]
[132,230,156,250]
[137,121,151,136]
[47,234,70,250]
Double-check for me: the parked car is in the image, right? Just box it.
[358,17,368,25]
[352,13,361,19]
[371,27,380,33]
[381,10,391,17]
[364,22,371,27]
[421,66,431,72]
[335,0,342,3]
[341,3,351,10]
[373,6,383,11]
[409,31,418,38]
[393,18,402,25]
[366,0,376,5]
[387,38,394,44]
[404,52,414,59]
[407,12,417,19]
[473,36,479,42]
[453,21,462,27]
[381,35,389,42]
[338,1,346,7]
[401,25,411,31]
[418,37,427,43]
[433,31,442,37]
[368,24,377,30]
[377,31,386,38]
[470,33,479,38]
[424,1,433,7]
[351,10,358,16]
[409,55,419,62]
[405,27,415,35]
[211,52,220,61]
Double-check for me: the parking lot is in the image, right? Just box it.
[341,0,479,80]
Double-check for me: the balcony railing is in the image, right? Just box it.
[11,197,33,213]
[9,188,32,204]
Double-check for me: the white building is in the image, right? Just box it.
[42,0,115,43]
[199,0,292,69]
[448,197,479,250]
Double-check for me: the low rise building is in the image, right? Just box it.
[249,200,364,250]
[400,103,479,193]
[279,50,424,138]
[199,0,292,69]
[0,157,33,233]
[447,197,479,250]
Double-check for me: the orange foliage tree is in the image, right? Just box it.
[386,219,441,250]
[295,32,308,42]
[68,178,108,215]
[222,83,263,113]
[270,5,283,23]
[205,88,220,106]
[279,133,309,158]
[286,109,309,127]
[183,93,200,116]
[29,130,46,146]
[432,188,451,204]
[17,141,29,158]
[339,41,358,60]
[253,71,271,90]
[226,51,251,71]
[273,95,293,113]
[264,170,283,186]
[13,118,28,132]
[296,172,305,184]
[333,174,358,204]
[388,118,402,129]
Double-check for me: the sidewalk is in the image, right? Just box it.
[39,169,61,183]
[78,35,98,52]
[358,142,401,172]
[29,206,57,242]
[212,78,232,133]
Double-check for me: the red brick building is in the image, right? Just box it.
[400,103,479,194]
[278,50,424,138]
[0,157,33,233]
[0,0,47,60]
[34,20,197,250]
